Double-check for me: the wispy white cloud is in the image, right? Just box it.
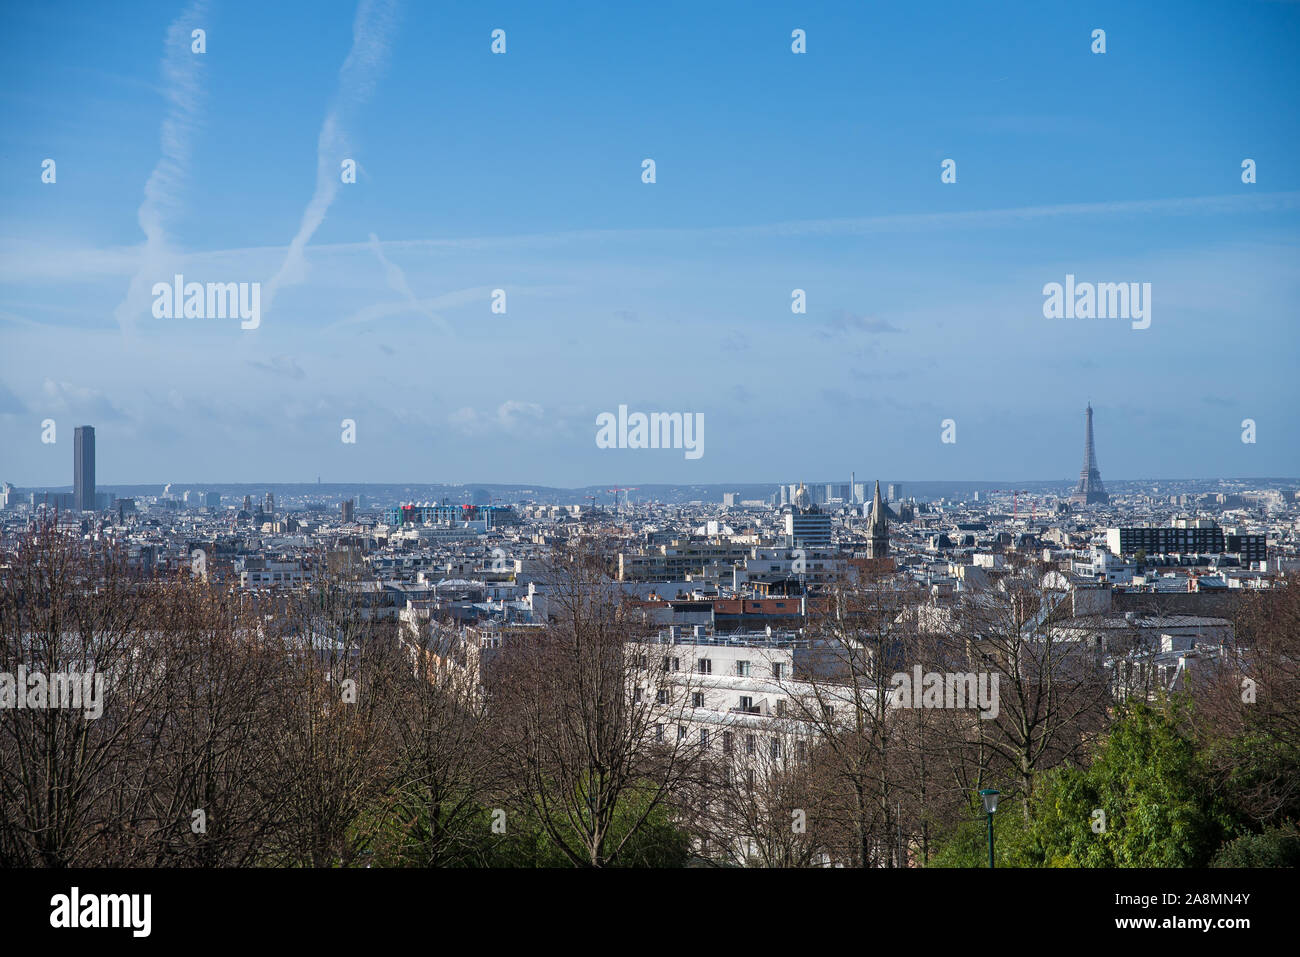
[818,309,902,339]
[369,190,1300,250]
[0,240,165,284]
[9,191,1299,287]
[42,378,129,421]
[111,1,208,335]
[262,0,400,319]
[330,284,486,330]
[449,401,549,436]
[366,232,453,332]
[247,355,306,380]
[0,309,45,329]
[0,380,27,415]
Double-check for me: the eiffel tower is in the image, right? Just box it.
[1069,404,1109,505]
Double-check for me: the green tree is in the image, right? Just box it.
[928,705,1230,868]
[1031,704,1227,867]
[1211,824,1300,867]
[926,798,1042,868]
[475,791,690,868]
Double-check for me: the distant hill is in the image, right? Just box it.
[15,477,1295,508]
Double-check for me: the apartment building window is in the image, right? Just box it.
[655,724,664,742]
[692,692,704,708]
[746,769,755,790]
[736,660,750,677]
[770,739,780,760]
[723,731,733,754]
[700,729,710,750]
[697,659,712,675]
[771,662,784,679]
[656,689,669,705]
[663,656,679,672]
[633,686,643,703]
[797,739,808,763]
[746,734,756,755]
[776,699,786,717]
[678,725,687,741]
[739,696,753,712]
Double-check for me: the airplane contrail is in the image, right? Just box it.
[112,0,208,335]
[262,0,400,322]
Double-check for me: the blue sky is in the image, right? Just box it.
[1,0,1298,488]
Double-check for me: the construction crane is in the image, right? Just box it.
[607,486,639,511]
[988,489,1032,521]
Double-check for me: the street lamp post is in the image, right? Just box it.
[979,788,1000,868]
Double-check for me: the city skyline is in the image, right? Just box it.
[7,404,1298,494]
[5,0,1300,908]
[2,1,1299,486]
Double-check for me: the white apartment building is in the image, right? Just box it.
[239,560,311,588]
[635,626,868,762]
[734,547,848,589]
[1071,547,1135,584]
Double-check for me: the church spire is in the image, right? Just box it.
[868,479,889,558]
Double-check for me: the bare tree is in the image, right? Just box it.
[782,569,927,867]
[945,565,1110,812]
[694,722,828,867]
[369,613,498,866]
[490,546,701,867]
[1186,580,1300,827]
[108,577,290,866]
[0,526,166,866]
[259,565,402,867]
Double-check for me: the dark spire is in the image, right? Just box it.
[868,479,889,558]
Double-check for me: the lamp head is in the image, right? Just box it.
[980,788,1001,815]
